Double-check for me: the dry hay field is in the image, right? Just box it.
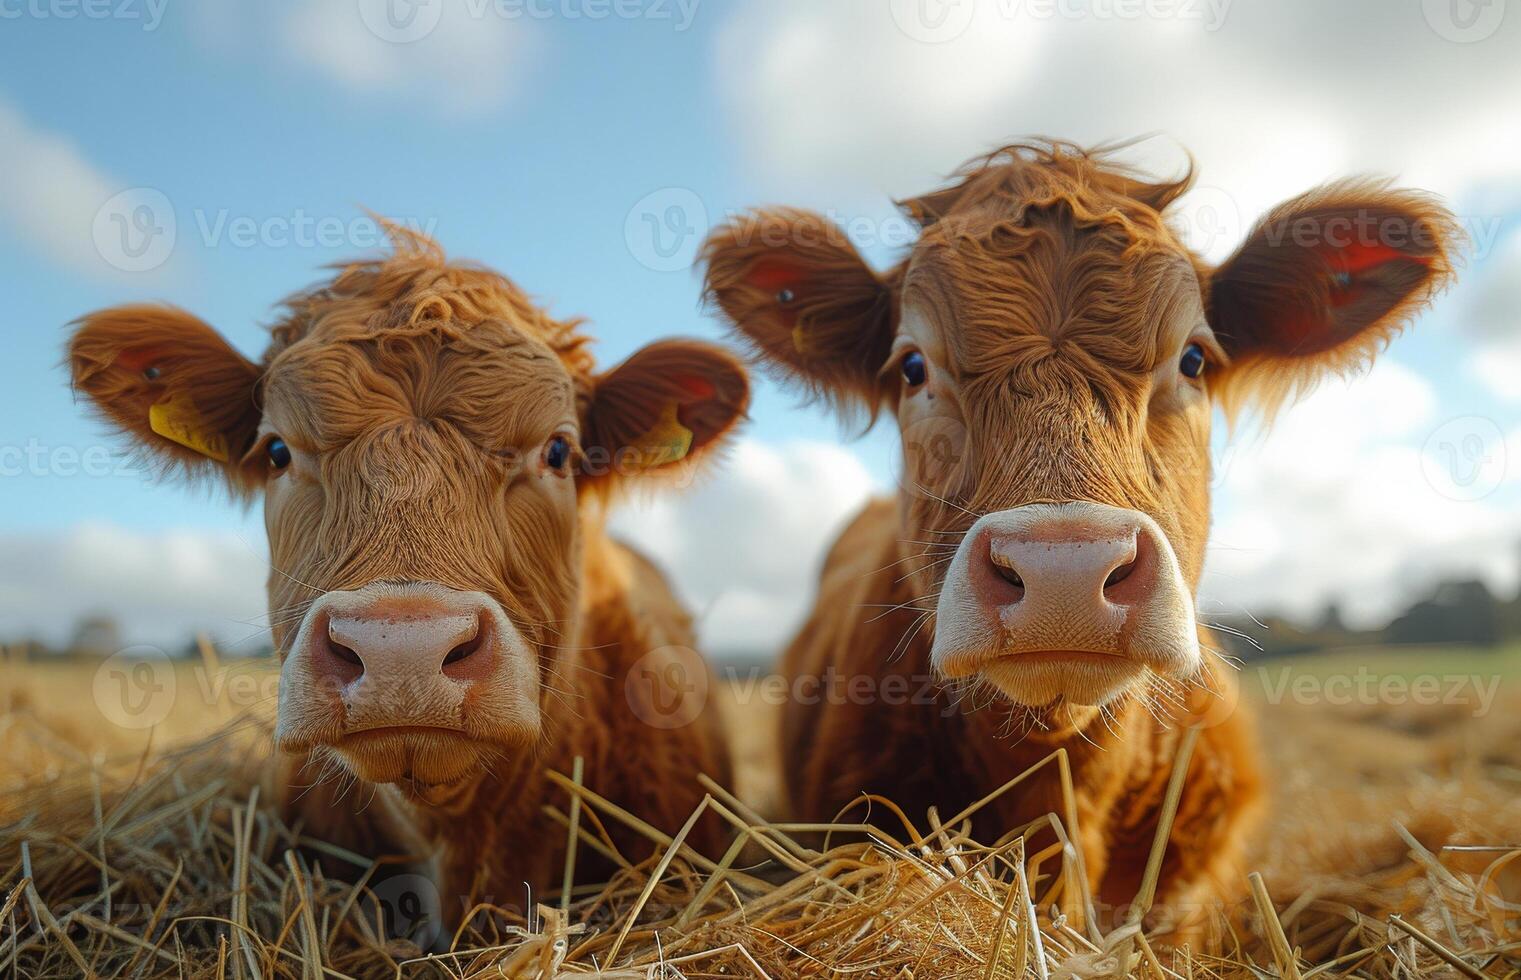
[2,643,1519,978]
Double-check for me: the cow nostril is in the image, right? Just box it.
[328,639,362,666]
[1103,532,1145,598]
[1104,558,1137,590]
[443,635,480,668]
[440,616,490,680]
[323,637,364,683]
[993,561,1025,593]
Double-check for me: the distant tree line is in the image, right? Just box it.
[2,616,274,662]
[5,547,1520,663]
[1218,565,1521,659]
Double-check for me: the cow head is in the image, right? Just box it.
[70,230,747,801]
[703,141,1456,718]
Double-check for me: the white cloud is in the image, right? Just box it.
[1470,341,1521,405]
[0,98,143,280]
[282,0,532,116]
[1459,228,1521,402]
[1202,363,1521,627]
[714,0,1521,259]
[610,438,878,656]
[189,0,523,117]
[0,523,272,652]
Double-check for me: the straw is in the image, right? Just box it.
[3,683,1520,978]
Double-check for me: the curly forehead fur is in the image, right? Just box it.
[901,139,1192,238]
[905,144,1193,342]
[902,148,1203,408]
[263,223,596,385]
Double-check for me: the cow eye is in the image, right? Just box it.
[1179,343,1207,380]
[901,351,928,389]
[267,437,292,471]
[544,435,571,471]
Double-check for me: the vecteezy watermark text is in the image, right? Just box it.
[1257,665,1502,716]
[0,440,141,480]
[193,210,439,251]
[357,0,699,43]
[0,0,167,30]
[93,188,441,273]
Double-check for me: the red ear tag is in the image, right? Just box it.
[747,259,807,344]
[747,260,801,292]
[675,376,716,401]
[1323,242,1423,275]
[114,347,166,373]
[1320,242,1431,308]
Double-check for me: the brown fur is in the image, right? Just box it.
[68,227,746,917]
[701,140,1459,937]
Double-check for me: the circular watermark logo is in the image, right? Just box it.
[889,0,976,42]
[92,645,177,730]
[1420,415,1506,501]
[358,0,445,42]
[624,646,709,729]
[1422,0,1506,42]
[1173,185,1242,257]
[624,187,707,273]
[93,188,176,273]
[370,873,443,949]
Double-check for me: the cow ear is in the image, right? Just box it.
[1207,180,1460,417]
[68,304,264,492]
[579,339,749,487]
[700,208,898,411]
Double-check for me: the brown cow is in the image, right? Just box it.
[68,229,746,926]
[702,140,1458,937]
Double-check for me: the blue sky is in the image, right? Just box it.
[0,2,885,532]
[1,0,1517,653]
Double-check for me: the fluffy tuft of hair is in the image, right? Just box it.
[899,136,1195,232]
[270,221,596,389]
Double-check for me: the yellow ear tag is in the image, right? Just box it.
[633,402,693,468]
[148,393,229,462]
